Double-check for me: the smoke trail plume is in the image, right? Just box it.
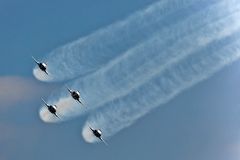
[40,0,240,123]
[83,32,240,141]
[33,0,204,82]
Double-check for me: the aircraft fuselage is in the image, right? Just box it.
[71,91,80,100]
[32,56,48,74]
[41,98,58,117]
[48,105,57,114]
[38,63,47,72]
[90,127,102,138]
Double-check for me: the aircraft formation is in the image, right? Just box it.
[32,57,107,145]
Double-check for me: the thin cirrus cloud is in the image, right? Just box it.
[0,76,55,108]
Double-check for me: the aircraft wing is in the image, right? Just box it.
[44,70,49,75]
[54,113,60,119]
[41,98,48,107]
[100,137,108,146]
[78,99,84,106]
[32,56,39,64]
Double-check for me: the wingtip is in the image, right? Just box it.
[78,100,84,106]
[66,86,71,93]
[55,114,60,119]
[41,98,48,106]
[32,56,38,64]
[101,138,108,146]
[89,126,93,132]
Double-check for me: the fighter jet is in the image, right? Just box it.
[41,98,59,118]
[89,127,108,145]
[67,87,84,105]
[32,56,48,75]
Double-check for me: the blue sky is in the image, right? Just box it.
[1,0,240,160]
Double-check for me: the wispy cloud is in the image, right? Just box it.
[0,76,56,108]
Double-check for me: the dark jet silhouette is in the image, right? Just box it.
[32,56,48,75]
[89,127,107,145]
[67,87,84,105]
[41,98,59,118]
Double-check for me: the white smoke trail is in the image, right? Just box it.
[83,33,240,142]
[33,0,206,82]
[33,68,51,82]
[40,0,240,123]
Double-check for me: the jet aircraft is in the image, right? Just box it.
[67,87,84,105]
[32,56,48,75]
[89,127,107,145]
[41,98,59,118]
